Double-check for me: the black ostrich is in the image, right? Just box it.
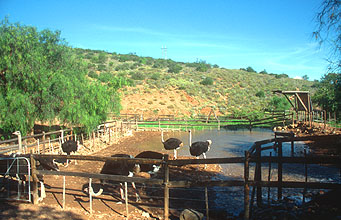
[61,139,79,166]
[135,151,164,175]
[161,129,183,159]
[188,130,212,168]
[97,154,141,203]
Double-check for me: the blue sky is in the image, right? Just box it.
[1,0,328,80]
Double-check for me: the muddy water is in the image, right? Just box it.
[136,128,340,216]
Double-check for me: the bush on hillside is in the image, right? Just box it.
[168,63,182,73]
[131,72,145,80]
[200,77,214,85]
[255,91,265,98]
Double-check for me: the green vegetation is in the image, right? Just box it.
[2,18,338,135]
[0,19,126,135]
[312,73,341,119]
[76,48,317,123]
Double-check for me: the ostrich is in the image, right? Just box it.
[161,129,183,159]
[12,131,23,153]
[135,151,164,175]
[60,139,79,166]
[90,154,141,203]
[188,130,212,168]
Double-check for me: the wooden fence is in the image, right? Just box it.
[26,133,341,220]
[131,112,293,131]
[0,121,133,155]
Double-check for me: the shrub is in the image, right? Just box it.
[150,73,161,80]
[255,91,265,98]
[131,72,145,80]
[246,66,256,73]
[200,77,214,85]
[98,52,107,64]
[168,63,182,73]
[196,61,211,72]
[88,71,98,79]
[97,64,106,71]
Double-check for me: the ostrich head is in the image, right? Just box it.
[13,131,21,136]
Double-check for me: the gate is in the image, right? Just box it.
[0,157,31,202]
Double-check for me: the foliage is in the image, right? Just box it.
[0,19,123,135]
[195,60,211,72]
[268,96,291,111]
[63,40,316,121]
[200,77,214,85]
[97,52,107,64]
[274,73,289,79]
[255,91,265,98]
[150,73,161,80]
[259,69,268,74]
[314,0,340,73]
[246,66,256,73]
[97,64,106,71]
[312,73,340,116]
[131,72,145,80]
[88,71,98,79]
[168,63,182,73]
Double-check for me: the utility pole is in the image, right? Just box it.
[161,45,167,59]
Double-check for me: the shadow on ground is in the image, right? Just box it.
[0,200,84,220]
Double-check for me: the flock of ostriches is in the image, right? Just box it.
[0,130,211,218]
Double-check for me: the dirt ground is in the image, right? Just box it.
[0,131,222,220]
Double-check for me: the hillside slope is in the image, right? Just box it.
[74,48,316,118]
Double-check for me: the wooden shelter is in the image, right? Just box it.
[273,90,313,125]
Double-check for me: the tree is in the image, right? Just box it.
[302,75,309,80]
[314,0,340,73]
[168,63,182,73]
[259,69,268,74]
[312,73,340,115]
[0,19,122,135]
[246,66,256,73]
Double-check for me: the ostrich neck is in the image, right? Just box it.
[161,130,164,143]
[189,131,192,146]
[18,134,22,153]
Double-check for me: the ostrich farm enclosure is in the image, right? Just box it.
[0,131,223,220]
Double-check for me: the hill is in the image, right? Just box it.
[74,48,316,119]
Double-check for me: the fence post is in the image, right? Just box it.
[323,110,326,129]
[42,131,46,154]
[255,144,262,206]
[164,154,170,220]
[61,130,64,143]
[30,155,39,204]
[244,151,250,220]
[267,152,272,204]
[277,141,283,200]
[290,132,294,157]
[205,187,209,220]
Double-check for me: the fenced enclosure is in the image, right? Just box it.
[18,132,340,220]
[0,156,31,202]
